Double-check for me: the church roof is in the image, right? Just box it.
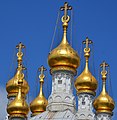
[29,110,75,120]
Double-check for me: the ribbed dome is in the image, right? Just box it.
[48,15,80,75]
[30,66,48,116]
[93,62,115,114]
[7,84,29,118]
[6,68,29,98]
[75,41,98,96]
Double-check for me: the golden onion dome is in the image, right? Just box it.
[30,66,48,116]
[93,61,115,114]
[75,38,98,96]
[7,78,29,118]
[6,69,29,98]
[48,3,80,75]
[6,42,29,98]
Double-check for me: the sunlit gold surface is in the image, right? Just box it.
[75,60,97,95]
[7,75,29,118]
[75,38,97,95]
[6,68,29,98]
[6,42,29,98]
[93,87,115,114]
[48,8,80,75]
[30,66,48,116]
[93,62,115,114]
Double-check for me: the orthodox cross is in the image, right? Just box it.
[16,42,25,53]
[39,65,47,75]
[100,61,109,72]
[60,2,72,20]
[83,37,93,50]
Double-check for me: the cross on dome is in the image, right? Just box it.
[39,65,46,75]
[83,37,93,50]
[16,42,25,52]
[60,2,72,22]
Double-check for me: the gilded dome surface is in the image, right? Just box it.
[75,39,98,96]
[7,85,29,118]
[48,38,80,74]
[6,42,29,97]
[93,89,115,114]
[30,66,48,116]
[75,64,98,95]
[30,93,48,116]
[93,61,115,114]
[48,16,80,75]
[6,70,29,97]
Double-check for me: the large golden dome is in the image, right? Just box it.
[93,62,115,114]
[6,67,29,98]
[75,38,98,96]
[30,66,48,116]
[48,6,80,75]
[7,81,29,118]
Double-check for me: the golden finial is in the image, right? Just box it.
[48,2,80,75]
[93,61,115,114]
[100,61,109,94]
[38,66,47,95]
[30,65,48,116]
[100,61,109,81]
[6,43,29,98]
[75,37,97,96]
[16,42,25,67]
[60,2,72,44]
[82,37,93,71]
[7,66,29,119]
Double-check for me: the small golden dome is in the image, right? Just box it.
[6,42,29,98]
[93,61,115,114]
[93,88,115,114]
[48,3,80,75]
[75,38,98,96]
[30,66,48,116]
[30,92,48,116]
[7,79,29,118]
[6,67,29,98]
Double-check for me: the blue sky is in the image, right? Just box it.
[0,0,117,119]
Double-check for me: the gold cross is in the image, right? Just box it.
[16,42,25,53]
[39,65,46,75]
[83,37,93,50]
[100,61,109,71]
[60,2,72,20]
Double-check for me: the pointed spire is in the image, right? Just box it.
[38,66,47,96]
[30,65,48,116]
[60,2,72,44]
[100,61,109,93]
[83,37,93,71]
[16,42,25,67]
[7,65,29,119]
